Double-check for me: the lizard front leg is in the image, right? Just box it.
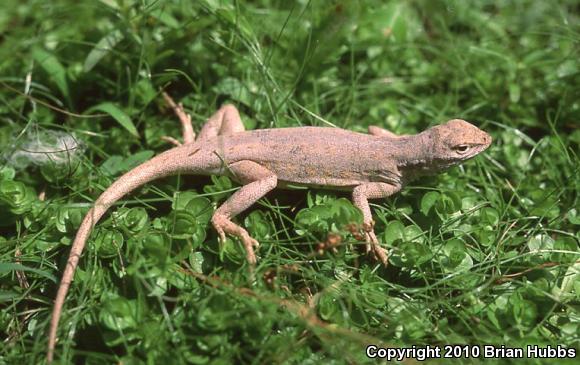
[211,160,277,265]
[352,182,401,265]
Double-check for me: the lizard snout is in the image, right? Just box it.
[479,130,492,148]
[484,133,492,145]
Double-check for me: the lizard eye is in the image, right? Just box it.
[453,144,470,154]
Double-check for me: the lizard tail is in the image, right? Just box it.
[47,147,192,362]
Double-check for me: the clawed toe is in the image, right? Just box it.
[364,230,389,266]
[371,245,389,266]
[216,228,227,243]
[212,213,259,266]
[241,235,259,265]
[245,248,257,265]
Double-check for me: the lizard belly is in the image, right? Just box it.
[269,162,367,188]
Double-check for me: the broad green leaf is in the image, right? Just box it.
[213,77,253,107]
[567,208,580,225]
[189,251,205,274]
[100,151,154,176]
[32,47,70,101]
[172,191,201,211]
[168,263,198,290]
[83,29,124,72]
[147,276,168,297]
[441,242,473,273]
[150,8,180,28]
[318,293,341,321]
[178,194,213,224]
[508,293,537,329]
[476,226,496,247]
[123,150,155,170]
[384,220,405,244]
[404,225,425,244]
[0,262,56,282]
[133,78,157,106]
[0,290,20,302]
[169,210,206,241]
[358,1,420,44]
[88,102,139,137]
[509,83,521,103]
[551,237,578,263]
[382,2,410,42]
[143,231,171,262]
[555,261,580,300]
[99,295,141,331]
[244,210,273,241]
[420,191,440,216]
[93,228,124,258]
[118,207,149,234]
[527,234,554,252]
[55,206,84,233]
[0,180,37,216]
[203,176,234,201]
[220,236,246,263]
[0,166,15,181]
[98,0,120,10]
[481,207,499,226]
[461,196,478,211]
[100,155,124,176]
[295,198,362,235]
[399,241,432,267]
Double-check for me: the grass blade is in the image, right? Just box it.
[88,102,139,137]
[83,29,124,72]
[0,262,56,283]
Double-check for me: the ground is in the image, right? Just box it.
[0,0,579,364]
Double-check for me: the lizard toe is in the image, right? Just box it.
[216,228,226,243]
[365,242,372,253]
[372,245,389,266]
[363,231,388,266]
[240,235,259,265]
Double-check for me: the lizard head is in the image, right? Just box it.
[425,119,492,170]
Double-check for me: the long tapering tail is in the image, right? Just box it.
[47,147,191,362]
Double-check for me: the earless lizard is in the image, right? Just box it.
[47,93,491,361]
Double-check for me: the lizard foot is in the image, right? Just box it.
[212,213,259,265]
[364,229,389,266]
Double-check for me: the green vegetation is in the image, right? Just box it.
[1,0,578,363]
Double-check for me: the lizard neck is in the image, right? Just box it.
[391,132,435,178]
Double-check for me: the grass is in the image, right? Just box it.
[0,0,579,363]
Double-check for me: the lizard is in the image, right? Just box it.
[46,93,492,362]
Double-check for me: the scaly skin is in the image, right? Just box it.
[47,95,492,362]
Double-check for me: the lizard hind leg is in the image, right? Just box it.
[162,92,195,145]
[368,125,408,139]
[197,104,245,141]
[211,161,277,265]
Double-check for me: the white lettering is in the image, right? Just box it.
[366,345,377,358]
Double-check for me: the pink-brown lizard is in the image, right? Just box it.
[46,93,492,362]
